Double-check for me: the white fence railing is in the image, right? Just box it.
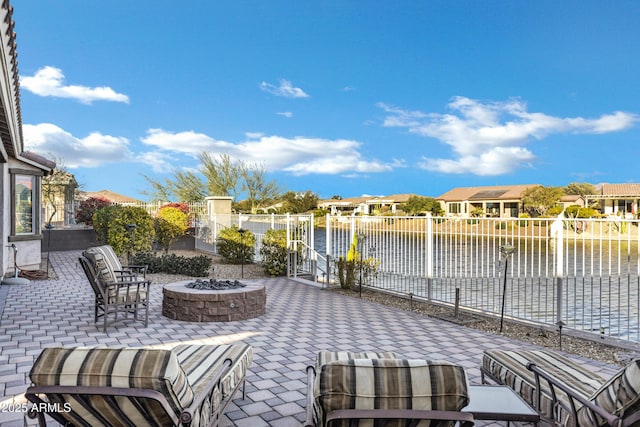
[50,201,640,343]
[322,215,640,343]
[194,213,317,276]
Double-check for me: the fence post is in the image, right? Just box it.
[326,214,332,285]
[212,214,218,252]
[426,214,433,300]
[551,214,564,326]
[350,215,356,249]
[286,213,292,277]
[310,216,317,282]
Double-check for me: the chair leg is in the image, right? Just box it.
[144,300,149,328]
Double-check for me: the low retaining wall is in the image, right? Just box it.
[42,228,196,252]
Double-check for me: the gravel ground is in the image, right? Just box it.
[147,250,640,367]
[146,251,269,285]
[329,286,640,367]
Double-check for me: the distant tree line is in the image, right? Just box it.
[144,153,320,214]
[521,182,599,218]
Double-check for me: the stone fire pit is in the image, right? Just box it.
[162,280,266,322]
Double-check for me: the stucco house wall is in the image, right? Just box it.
[0,3,54,277]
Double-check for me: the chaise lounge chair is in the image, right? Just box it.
[25,344,253,427]
[305,350,474,427]
[481,349,640,426]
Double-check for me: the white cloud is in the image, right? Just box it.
[141,128,235,155]
[140,129,397,175]
[379,97,639,175]
[136,151,177,173]
[260,79,309,98]
[277,111,293,118]
[23,123,132,167]
[20,66,130,104]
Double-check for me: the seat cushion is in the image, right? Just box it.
[30,347,194,427]
[482,349,606,421]
[314,358,469,427]
[578,359,640,427]
[106,282,148,304]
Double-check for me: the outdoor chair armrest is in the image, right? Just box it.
[104,279,150,300]
[325,409,474,427]
[527,362,621,427]
[121,264,148,277]
[106,278,150,288]
[305,365,316,427]
[112,270,138,280]
[179,358,232,426]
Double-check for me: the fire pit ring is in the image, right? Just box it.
[162,280,266,322]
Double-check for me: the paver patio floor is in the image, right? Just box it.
[0,250,620,426]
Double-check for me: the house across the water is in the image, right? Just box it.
[586,183,640,218]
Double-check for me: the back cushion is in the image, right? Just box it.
[83,249,117,285]
[578,359,640,426]
[30,347,194,421]
[314,358,469,427]
[315,350,398,371]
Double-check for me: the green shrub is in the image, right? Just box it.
[566,205,599,218]
[93,205,155,256]
[130,251,163,272]
[260,229,288,276]
[495,221,508,230]
[470,207,484,217]
[217,226,255,264]
[76,197,111,226]
[131,252,212,277]
[333,234,379,290]
[154,207,189,253]
[160,202,189,215]
[547,206,564,217]
[518,213,531,227]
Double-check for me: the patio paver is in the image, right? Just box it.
[0,250,620,426]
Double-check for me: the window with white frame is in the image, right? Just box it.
[10,170,41,237]
[449,202,461,214]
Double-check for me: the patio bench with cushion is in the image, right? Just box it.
[481,349,640,426]
[25,344,253,427]
[305,350,474,427]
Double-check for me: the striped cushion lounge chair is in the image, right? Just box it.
[482,349,640,426]
[25,344,252,427]
[305,350,474,427]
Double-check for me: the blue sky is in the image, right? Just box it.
[14,1,640,201]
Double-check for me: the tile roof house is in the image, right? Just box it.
[80,189,143,204]
[318,193,421,215]
[1,2,55,277]
[436,184,541,218]
[586,183,640,217]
